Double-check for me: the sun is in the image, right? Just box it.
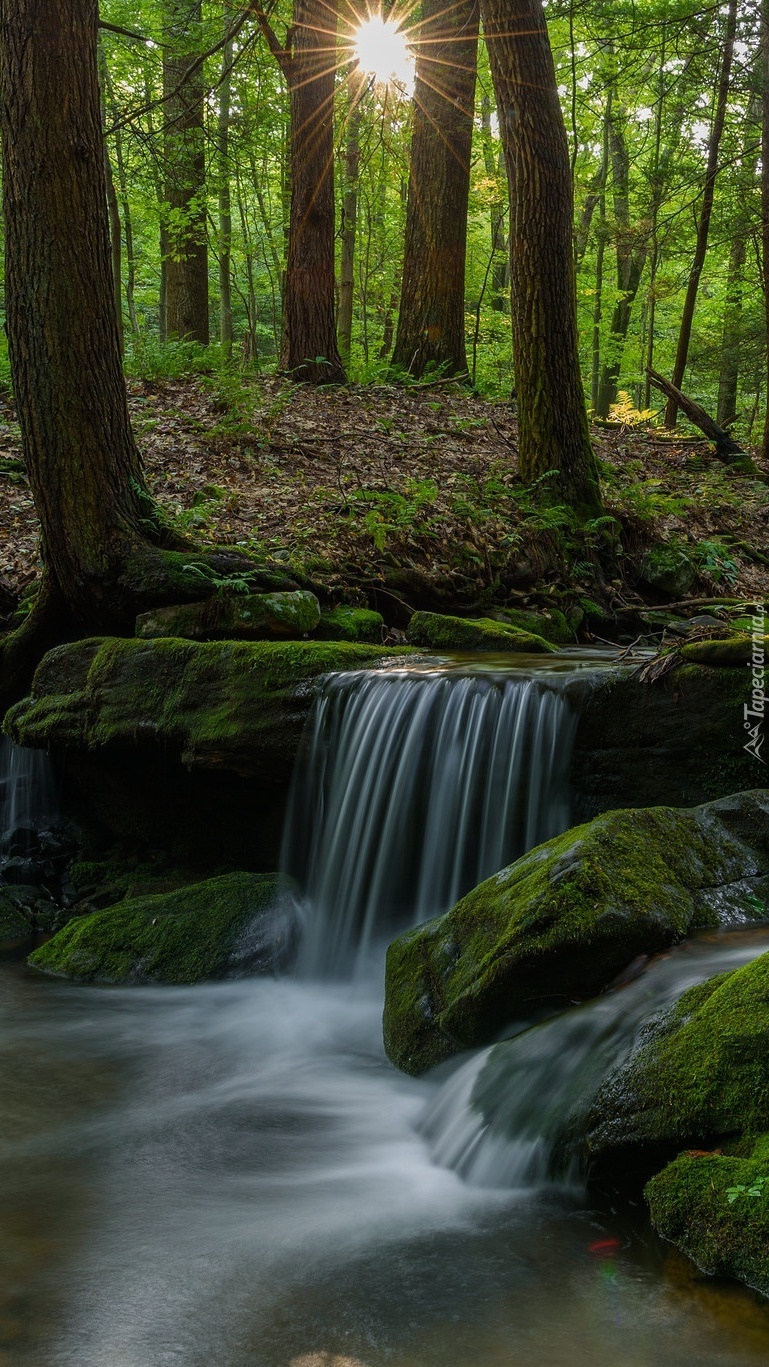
[352,14,415,91]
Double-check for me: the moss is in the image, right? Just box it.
[135,590,321,642]
[586,949,769,1180]
[314,606,385,643]
[383,791,769,1075]
[679,636,769,668]
[28,871,289,984]
[486,606,573,644]
[4,637,410,771]
[405,610,557,654]
[0,893,33,946]
[641,545,697,597]
[66,857,199,911]
[645,1140,769,1296]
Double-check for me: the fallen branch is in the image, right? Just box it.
[646,368,749,464]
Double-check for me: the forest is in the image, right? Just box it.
[0,1,769,1364]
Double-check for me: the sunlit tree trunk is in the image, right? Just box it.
[391,0,479,378]
[481,0,601,515]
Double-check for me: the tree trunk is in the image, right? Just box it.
[665,0,737,426]
[391,0,479,377]
[218,2,234,358]
[717,92,761,426]
[480,93,509,312]
[338,74,364,365]
[279,0,345,383]
[594,93,648,418]
[0,0,167,629]
[481,0,601,515]
[0,0,261,692]
[164,0,210,344]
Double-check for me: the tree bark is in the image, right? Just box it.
[717,92,761,427]
[276,0,345,383]
[164,0,210,344]
[647,369,747,460]
[763,0,769,463]
[338,73,365,365]
[481,0,601,516]
[218,1,234,357]
[391,0,479,377]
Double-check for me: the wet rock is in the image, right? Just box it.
[135,589,321,641]
[383,791,769,1075]
[405,610,556,654]
[28,871,297,984]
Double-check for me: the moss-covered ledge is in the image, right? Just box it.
[4,636,411,776]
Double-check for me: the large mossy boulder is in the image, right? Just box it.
[645,1138,769,1297]
[383,791,769,1075]
[405,610,556,654]
[135,589,321,642]
[584,947,769,1183]
[28,871,297,984]
[5,636,406,776]
[640,544,697,598]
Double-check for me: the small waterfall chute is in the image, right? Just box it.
[419,933,769,1191]
[282,666,577,976]
[0,736,58,860]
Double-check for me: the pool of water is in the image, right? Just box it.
[3,936,769,1367]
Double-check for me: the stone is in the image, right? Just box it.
[28,871,299,984]
[405,610,556,654]
[645,1139,769,1297]
[383,791,769,1075]
[135,589,321,641]
[640,544,697,598]
[314,606,385,643]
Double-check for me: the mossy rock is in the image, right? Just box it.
[0,891,33,946]
[4,637,408,775]
[28,871,296,984]
[64,857,199,913]
[640,545,697,598]
[485,606,573,645]
[314,606,385,643]
[383,790,769,1075]
[679,635,769,668]
[405,610,556,654]
[645,1139,769,1297]
[135,590,321,642]
[585,948,769,1183]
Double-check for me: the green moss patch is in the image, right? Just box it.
[646,1140,769,1297]
[405,610,556,653]
[314,606,385,643]
[28,871,293,984]
[679,636,769,668]
[383,791,769,1075]
[135,589,321,642]
[5,636,409,774]
[586,947,769,1181]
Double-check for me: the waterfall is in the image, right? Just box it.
[282,666,577,976]
[0,736,57,859]
[419,933,766,1191]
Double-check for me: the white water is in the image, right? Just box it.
[282,668,576,974]
[0,735,57,856]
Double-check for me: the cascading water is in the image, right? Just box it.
[0,735,57,859]
[281,666,577,975]
[420,933,768,1192]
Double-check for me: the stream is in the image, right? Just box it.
[2,658,769,1366]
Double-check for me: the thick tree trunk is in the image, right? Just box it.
[391,0,479,377]
[717,93,761,426]
[164,0,210,344]
[763,0,769,463]
[0,0,165,628]
[279,0,345,383]
[481,0,601,515]
[665,0,737,426]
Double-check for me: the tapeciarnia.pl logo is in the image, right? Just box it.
[744,603,766,763]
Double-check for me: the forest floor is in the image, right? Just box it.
[1,373,768,626]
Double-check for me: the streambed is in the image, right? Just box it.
[3,934,769,1367]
